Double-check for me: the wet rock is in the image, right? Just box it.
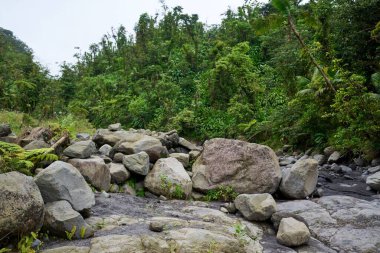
[280,159,318,199]
[109,163,130,184]
[122,151,150,176]
[34,161,95,212]
[366,171,380,191]
[43,200,94,239]
[144,157,192,199]
[0,172,44,238]
[192,138,281,194]
[234,193,277,221]
[63,140,97,159]
[98,144,112,156]
[368,166,380,174]
[69,157,111,191]
[276,217,310,247]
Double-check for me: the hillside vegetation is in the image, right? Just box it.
[1,0,380,157]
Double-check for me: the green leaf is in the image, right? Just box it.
[271,0,290,14]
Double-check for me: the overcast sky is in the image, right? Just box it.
[0,0,250,76]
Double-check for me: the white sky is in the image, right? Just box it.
[0,0,249,76]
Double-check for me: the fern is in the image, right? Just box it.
[0,141,57,175]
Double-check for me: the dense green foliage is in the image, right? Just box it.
[0,0,379,157]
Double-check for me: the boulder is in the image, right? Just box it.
[34,161,95,211]
[271,211,309,230]
[144,157,192,199]
[192,138,281,194]
[0,123,12,137]
[44,200,93,239]
[276,217,310,247]
[113,152,124,163]
[234,193,277,221]
[92,129,132,147]
[111,134,168,162]
[189,150,201,161]
[0,172,44,238]
[63,140,97,159]
[279,159,318,199]
[313,154,327,165]
[109,163,130,184]
[108,123,122,131]
[328,151,342,163]
[68,157,111,191]
[169,153,190,168]
[99,144,112,156]
[366,171,380,191]
[122,151,150,176]
[23,140,50,150]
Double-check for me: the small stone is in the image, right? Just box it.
[328,151,342,164]
[100,191,110,198]
[221,202,237,213]
[220,207,229,213]
[340,165,352,174]
[159,195,168,201]
[149,221,164,232]
[76,133,90,140]
[99,144,112,156]
[113,152,124,163]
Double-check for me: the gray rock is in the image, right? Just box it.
[121,184,136,196]
[41,246,90,253]
[92,129,132,146]
[353,157,365,167]
[234,193,277,221]
[108,123,122,131]
[280,159,318,199]
[108,184,120,193]
[221,202,237,213]
[76,133,90,141]
[371,158,380,167]
[323,146,335,157]
[149,221,164,232]
[109,163,130,184]
[0,172,44,238]
[0,123,11,137]
[313,154,327,165]
[34,161,95,211]
[23,140,50,150]
[111,133,168,162]
[169,153,190,168]
[113,152,124,163]
[368,166,380,174]
[271,211,309,230]
[366,171,380,191]
[340,165,352,174]
[44,200,93,239]
[178,137,200,151]
[68,157,111,191]
[276,217,310,247]
[328,151,342,163]
[144,157,192,199]
[63,141,97,159]
[156,130,179,149]
[99,144,112,156]
[192,138,281,194]
[189,150,201,161]
[122,151,150,176]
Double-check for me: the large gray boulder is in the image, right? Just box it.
[279,159,318,199]
[109,163,130,184]
[277,217,310,247]
[44,200,93,239]
[0,123,11,137]
[122,151,150,176]
[192,138,281,194]
[68,157,111,191]
[34,161,95,211]
[366,171,380,191]
[234,193,277,221]
[63,140,97,159]
[111,133,168,162]
[144,157,192,199]
[0,172,45,238]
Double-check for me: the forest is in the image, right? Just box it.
[1,0,380,158]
